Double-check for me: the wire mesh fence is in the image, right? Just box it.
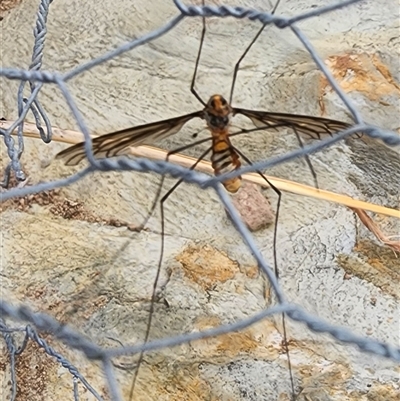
[1,0,399,400]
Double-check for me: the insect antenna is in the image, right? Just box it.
[228,0,319,192]
[135,0,209,233]
[190,0,207,106]
[229,0,281,105]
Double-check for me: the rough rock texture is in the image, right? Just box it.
[1,0,399,400]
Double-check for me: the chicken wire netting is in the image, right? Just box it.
[1,0,399,400]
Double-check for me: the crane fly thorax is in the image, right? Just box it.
[201,95,242,193]
[203,94,232,133]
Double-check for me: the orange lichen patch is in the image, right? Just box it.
[159,372,212,401]
[0,0,22,19]
[299,364,353,400]
[194,329,259,358]
[241,264,259,279]
[372,54,400,90]
[126,364,212,401]
[190,317,275,360]
[349,382,399,401]
[320,53,400,102]
[194,315,222,329]
[176,244,240,290]
[355,239,399,275]
[337,239,400,299]
[214,331,259,355]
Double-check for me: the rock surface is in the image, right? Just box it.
[1,0,399,400]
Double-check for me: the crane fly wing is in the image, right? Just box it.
[233,108,362,140]
[56,111,203,166]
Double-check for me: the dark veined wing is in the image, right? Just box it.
[233,108,362,140]
[56,111,204,166]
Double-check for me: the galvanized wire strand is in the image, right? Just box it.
[1,83,44,186]
[103,358,124,401]
[0,165,95,201]
[2,300,400,363]
[0,69,59,83]
[1,0,399,400]
[24,325,105,400]
[289,24,363,123]
[0,319,18,401]
[0,318,104,400]
[18,0,54,144]
[2,123,398,203]
[2,0,54,187]
[62,15,185,82]
[172,0,362,26]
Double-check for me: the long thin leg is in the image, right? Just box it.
[232,147,281,276]
[128,146,213,400]
[291,125,320,189]
[190,0,207,106]
[136,135,214,232]
[229,0,281,105]
[233,146,296,401]
[229,122,297,138]
[229,123,320,190]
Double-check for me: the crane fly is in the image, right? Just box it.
[55,80,358,401]
[56,93,354,192]
[56,1,361,400]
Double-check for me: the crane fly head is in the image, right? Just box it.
[204,94,232,131]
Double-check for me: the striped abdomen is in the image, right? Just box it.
[211,131,242,193]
